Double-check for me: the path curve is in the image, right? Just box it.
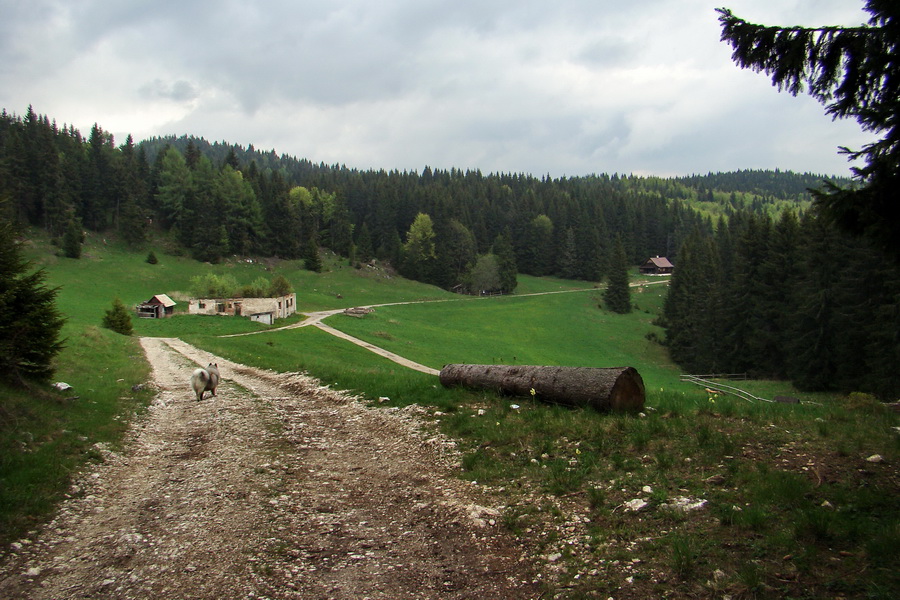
[0,338,538,599]
[222,279,670,377]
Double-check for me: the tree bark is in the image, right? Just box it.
[439,364,645,412]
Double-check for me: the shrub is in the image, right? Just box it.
[269,274,293,297]
[102,297,133,336]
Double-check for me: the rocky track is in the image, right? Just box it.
[0,337,538,599]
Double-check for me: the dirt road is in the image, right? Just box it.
[0,338,538,599]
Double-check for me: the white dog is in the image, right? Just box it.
[190,363,220,401]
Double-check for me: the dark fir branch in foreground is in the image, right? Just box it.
[718,2,900,256]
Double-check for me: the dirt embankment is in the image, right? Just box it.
[0,337,538,599]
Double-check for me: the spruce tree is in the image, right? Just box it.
[62,219,82,259]
[356,222,374,262]
[662,231,724,373]
[493,232,518,294]
[304,237,323,273]
[603,236,631,314]
[718,4,900,255]
[102,297,133,336]
[0,220,66,384]
[558,228,578,279]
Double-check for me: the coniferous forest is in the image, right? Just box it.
[1,106,897,398]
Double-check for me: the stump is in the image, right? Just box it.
[439,364,645,412]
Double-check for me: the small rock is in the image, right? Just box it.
[547,553,563,562]
[704,474,726,485]
[24,567,41,577]
[53,382,72,391]
[866,454,884,463]
[623,498,649,512]
[641,485,653,494]
[662,496,708,513]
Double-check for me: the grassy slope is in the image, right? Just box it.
[3,234,898,598]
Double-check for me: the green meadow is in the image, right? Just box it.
[2,232,898,598]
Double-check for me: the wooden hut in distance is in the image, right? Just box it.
[639,256,674,275]
[137,294,176,318]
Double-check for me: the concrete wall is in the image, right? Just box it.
[188,294,297,320]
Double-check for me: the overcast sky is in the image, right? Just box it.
[0,0,878,178]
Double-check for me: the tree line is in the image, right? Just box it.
[2,108,728,292]
[661,210,900,398]
[7,106,893,395]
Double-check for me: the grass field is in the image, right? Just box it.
[3,231,898,598]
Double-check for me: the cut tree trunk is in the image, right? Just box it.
[439,364,645,412]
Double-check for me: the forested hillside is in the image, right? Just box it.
[2,107,895,397]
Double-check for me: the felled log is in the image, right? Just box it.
[439,364,645,412]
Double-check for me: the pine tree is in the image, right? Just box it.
[62,218,82,259]
[303,237,323,273]
[786,217,841,391]
[0,220,66,384]
[718,4,900,255]
[356,222,374,262]
[603,235,631,314]
[493,232,518,294]
[156,147,190,230]
[102,297,133,336]
[558,228,578,279]
[119,197,148,247]
[662,231,724,373]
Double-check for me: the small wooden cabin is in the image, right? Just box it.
[137,294,176,318]
[639,256,674,275]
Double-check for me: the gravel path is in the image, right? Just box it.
[0,337,538,599]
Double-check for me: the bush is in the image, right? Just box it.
[146,251,158,265]
[269,274,293,297]
[190,273,239,299]
[102,297,133,336]
[239,276,271,298]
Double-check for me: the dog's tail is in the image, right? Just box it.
[191,368,210,401]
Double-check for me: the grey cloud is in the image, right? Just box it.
[0,0,876,178]
[138,79,200,103]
